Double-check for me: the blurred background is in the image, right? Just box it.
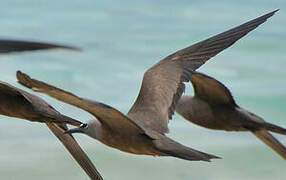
[0,0,285,179]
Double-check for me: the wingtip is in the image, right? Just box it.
[0,39,82,53]
[16,70,23,81]
[212,155,222,160]
[16,70,32,89]
[205,154,222,162]
[16,70,25,80]
[265,9,279,17]
[247,9,279,24]
[273,9,280,13]
[45,43,82,52]
[16,70,22,76]
[61,45,83,52]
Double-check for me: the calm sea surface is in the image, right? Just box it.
[0,0,285,179]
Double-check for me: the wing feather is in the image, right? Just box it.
[17,71,144,135]
[46,123,103,180]
[128,10,277,133]
[0,39,80,53]
[190,72,237,106]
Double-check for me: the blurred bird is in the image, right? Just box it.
[176,71,286,159]
[0,39,80,53]
[17,10,278,162]
[0,82,102,180]
[0,41,101,179]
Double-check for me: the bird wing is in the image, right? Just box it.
[0,82,102,179]
[0,81,82,126]
[0,39,80,53]
[17,71,145,135]
[0,81,48,119]
[127,10,277,133]
[190,72,237,106]
[46,123,103,180]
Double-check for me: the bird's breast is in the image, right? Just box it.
[99,131,161,156]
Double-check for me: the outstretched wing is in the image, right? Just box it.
[127,10,277,134]
[46,123,103,180]
[0,83,102,179]
[0,81,83,126]
[190,72,237,106]
[0,81,56,121]
[0,39,80,53]
[17,71,145,135]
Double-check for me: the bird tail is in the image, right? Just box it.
[252,130,286,160]
[153,136,221,162]
[261,122,286,135]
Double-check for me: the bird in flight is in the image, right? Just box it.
[16,10,278,163]
[0,81,102,180]
[176,71,286,159]
[0,40,102,179]
[0,81,103,180]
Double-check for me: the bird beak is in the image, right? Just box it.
[64,123,88,134]
[64,127,84,134]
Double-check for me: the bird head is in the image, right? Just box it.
[64,119,99,139]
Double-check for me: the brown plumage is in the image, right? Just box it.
[0,39,80,53]
[176,71,286,159]
[0,82,103,179]
[17,10,277,163]
[0,82,83,126]
[0,39,99,179]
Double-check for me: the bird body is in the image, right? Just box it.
[176,95,258,131]
[93,125,162,156]
[86,118,218,160]
[57,97,218,161]
[82,119,156,155]
[176,72,286,159]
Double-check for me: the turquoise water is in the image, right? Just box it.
[0,0,286,179]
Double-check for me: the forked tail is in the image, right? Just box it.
[153,136,221,162]
[252,129,286,160]
[262,121,286,135]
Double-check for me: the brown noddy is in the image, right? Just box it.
[176,71,286,159]
[17,10,278,162]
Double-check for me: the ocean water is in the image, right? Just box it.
[0,0,286,179]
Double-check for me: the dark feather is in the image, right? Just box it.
[253,130,286,160]
[0,39,80,53]
[128,10,277,134]
[17,70,145,135]
[190,72,237,106]
[0,82,102,179]
[46,123,103,180]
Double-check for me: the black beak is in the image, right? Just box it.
[64,124,88,134]
[64,127,83,134]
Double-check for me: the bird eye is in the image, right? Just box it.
[80,123,88,129]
